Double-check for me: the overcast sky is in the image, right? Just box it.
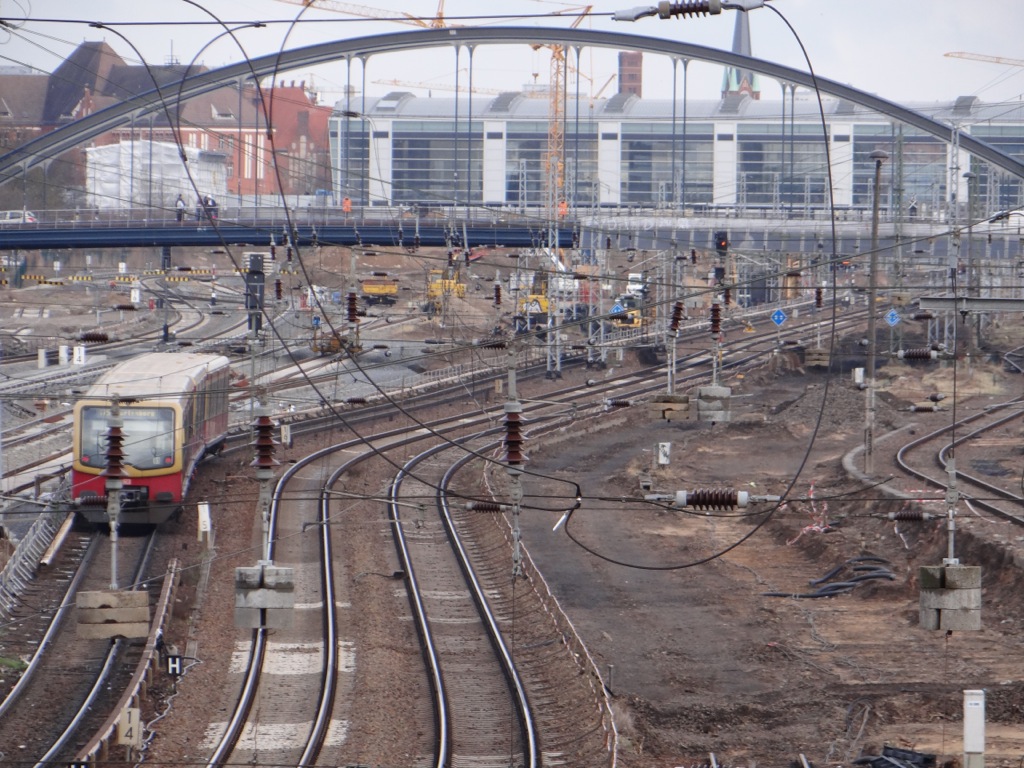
[2,0,1023,107]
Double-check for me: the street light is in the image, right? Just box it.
[863,148,887,476]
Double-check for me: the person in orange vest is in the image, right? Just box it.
[342,197,352,214]
[558,200,568,218]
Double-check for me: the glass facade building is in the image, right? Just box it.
[328,90,1024,222]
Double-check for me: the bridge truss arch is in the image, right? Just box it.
[1,25,1022,184]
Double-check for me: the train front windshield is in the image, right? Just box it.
[79,406,176,470]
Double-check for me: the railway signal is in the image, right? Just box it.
[714,230,728,258]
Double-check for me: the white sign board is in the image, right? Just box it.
[657,442,671,465]
[118,706,142,747]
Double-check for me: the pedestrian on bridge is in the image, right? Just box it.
[175,194,186,223]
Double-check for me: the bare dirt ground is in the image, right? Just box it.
[519,344,1024,768]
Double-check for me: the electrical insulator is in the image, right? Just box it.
[272,279,281,300]
[675,488,747,510]
[709,303,721,334]
[690,248,697,264]
[77,495,109,506]
[669,301,684,332]
[80,331,109,343]
[346,397,367,404]
[911,312,934,321]
[494,284,501,306]
[464,250,471,265]
[503,402,526,465]
[269,242,277,261]
[413,233,421,252]
[115,304,136,311]
[605,399,631,409]
[887,508,934,521]
[656,0,722,18]
[103,422,126,480]
[447,250,454,266]
[250,413,279,471]
[723,287,731,306]
[815,288,823,308]
[466,501,505,513]
[286,246,293,263]
[898,348,938,360]
[347,292,359,324]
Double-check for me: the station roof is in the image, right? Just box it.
[334,92,1024,126]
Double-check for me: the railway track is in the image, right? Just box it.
[894,397,1024,524]
[0,528,158,761]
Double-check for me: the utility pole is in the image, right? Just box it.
[104,400,125,590]
[863,149,887,476]
[503,345,526,577]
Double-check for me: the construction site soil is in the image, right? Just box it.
[517,344,1024,768]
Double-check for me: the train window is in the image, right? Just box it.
[78,406,175,469]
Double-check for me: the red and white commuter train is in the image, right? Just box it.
[72,352,232,525]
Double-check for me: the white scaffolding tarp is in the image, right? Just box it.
[85,140,227,209]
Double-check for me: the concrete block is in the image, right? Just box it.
[697,385,731,399]
[918,566,944,590]
[236,588,295,610]
[264,608,293,629]
[77,622,150,639]
[920,588,982,610]
[939,608,982,631]
[918,564,982,590]
[77,590,149,609]
[235,566,264,589]
[805,349,830,367]
[78,606,151,624]
[945,565,982,590]
[650,398,689,421]
[235,606,262,628]
[919,607,939,631]
[235,606,293,629]
[696,409,731,423]
[262,566,295,590]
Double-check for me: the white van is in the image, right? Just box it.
[0,210,37,223]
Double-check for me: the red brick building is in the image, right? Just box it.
[0,42,332,208]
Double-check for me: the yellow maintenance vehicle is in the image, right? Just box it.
[424,268,466,315]
[609,294,646,329]
[361,277,399,305]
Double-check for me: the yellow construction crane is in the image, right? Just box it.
[279,0,593,226]
[274,0,448,28]
[945,51,1024,68]
[536,5,592,224]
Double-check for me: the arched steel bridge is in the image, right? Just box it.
[2,26,1023,182]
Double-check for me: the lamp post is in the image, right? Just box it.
[864,149,887,476]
